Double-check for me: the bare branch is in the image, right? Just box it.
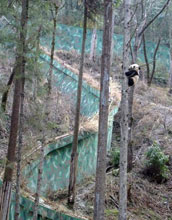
[138,0,170,37]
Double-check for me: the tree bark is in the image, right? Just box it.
[89,28,97,61]
[127,86,134,172]
[33,25,42,100]
[0,0,29,219]
[33,141,44,220]
[14,76,25,220]
[68,2,87,205]
[169,57,172,94]
[93,1,112,220]
[143,33,150,83]
[110,9,115,66]
[118,0,131,219]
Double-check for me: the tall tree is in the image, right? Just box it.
[14,70,25,220]
[110,8,115,66]
[89,27,97,61]
[93,1,112,219]
[48,2,59,95]
[168,2,172,94]
[68,1,88,205]
[118,0,131,219]
[0,0,29,219]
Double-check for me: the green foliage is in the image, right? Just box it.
[111,148,120,168]
[105,209,118,218]
[144,143,169,182]
[113,0,122,8]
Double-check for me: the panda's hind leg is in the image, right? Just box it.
[128,78,134,86]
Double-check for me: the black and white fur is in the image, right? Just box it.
[125,64,140,87]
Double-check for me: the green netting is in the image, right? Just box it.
[0,180,83,220]
[40,54,100,117]
[0,23,122,219]
[23,107,118,197]
[41,24,169,68]
[23,50,119,196]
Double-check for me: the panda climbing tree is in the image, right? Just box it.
[125,64,140,86]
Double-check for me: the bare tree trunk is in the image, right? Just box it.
[68,2,87,206]
[148,38,161,86]
[143,33,161,86]
[110,9,115,66]
[33,141,44,220]
[33,25,42,100]
[0,0,29,219]
[89,28,97,61]
[168,13,172,94]
[118,0,131,219]
[127,86,134,172]
[93,1,112,220]
[48,4,58,95]
[143,33,150,83]
[14,69,25,220]
[169,55,172,94]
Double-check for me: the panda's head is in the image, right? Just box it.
[128,64,140,74]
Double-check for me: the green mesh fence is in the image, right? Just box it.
[41,24,169,68]
[13,47,119,218]
[0,180,83,220]
[40,54,100,117]
[24,107,118,197]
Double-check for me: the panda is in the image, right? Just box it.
[125,64,140,87]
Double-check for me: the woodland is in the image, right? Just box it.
[0,0,172,220]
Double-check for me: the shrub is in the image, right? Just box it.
[144,143,169,183]
[111,148,120,168]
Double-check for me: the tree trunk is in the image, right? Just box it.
[0,0,29,219]
[169,18,172,94]
[14,69,25,220]
[48,4,58,95]
[33,25,42,100]
[118,0,131,219]
[93,1,112,220]
[169,55,172,94]
[148,38,161,86]
[127,86,134,172]
[68,2,87,206]
[89,28,97,61]
[143,33,150,84]
[110,9,115,66]
[33,141,44,220]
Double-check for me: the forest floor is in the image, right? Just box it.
[0,49,172,219]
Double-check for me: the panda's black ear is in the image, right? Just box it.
[139,67,141,70]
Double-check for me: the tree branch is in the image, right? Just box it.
[138,0,170,37]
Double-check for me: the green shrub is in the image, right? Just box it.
[111,148,120,168]
[144,143,169,183]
